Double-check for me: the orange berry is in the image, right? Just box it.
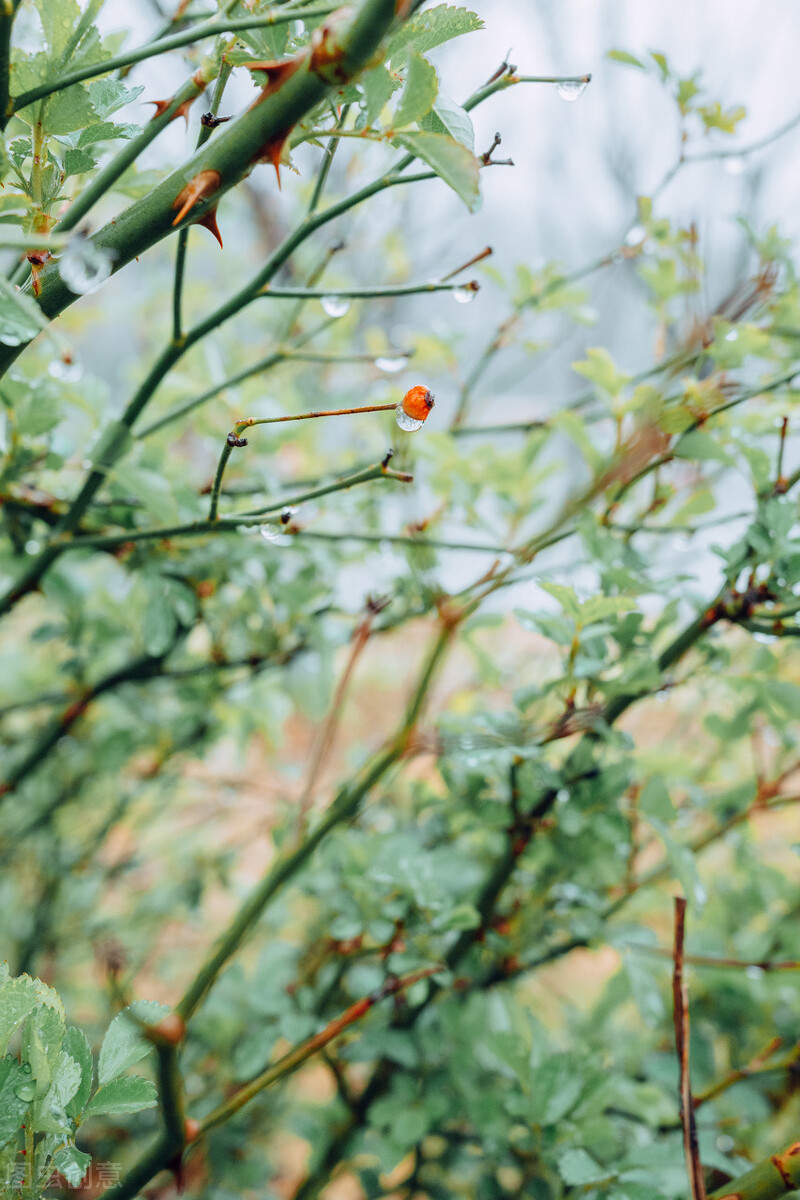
[401,385,435,423]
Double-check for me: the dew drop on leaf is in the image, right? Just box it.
[556,79,588,101]
[320,295,351,318]
[58,232,115,296]
[395,407,425,432]
[375,356,408,373]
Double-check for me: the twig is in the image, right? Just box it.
[673,897,706,1200]
[197,965,440,1134]
[295,598,386,836]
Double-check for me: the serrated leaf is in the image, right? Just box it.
[360,64,401,126]
[47,1050,82,1110]
[63,1026,93,1118]
[86,78,144,119]
[0,975,39,1052]
[83,1073,158,1117]
[97,1000,168,1085]
[393,51,438,128]
[393,131,480,211]
[52,1144,91,1187]
[388,5,483,63]
[420,92,474,149]
[0,1057,30,1149]
[572,347,631,396]
[63,147,96,178]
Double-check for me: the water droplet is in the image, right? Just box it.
[395,407,425,432]
[280,506,298,523]
[260,524,292,545]
[723,155,746,176]
[14,1068,35,1102]
[24,540,39,554]
[725,329,738,342]
[49,354,83,382]
[745,964,765,981]
[0,329,24,347]
[452,285,476,305]
[624,224,646,247]
[375,355,408,374]
[717,1135,735,1153]
[320,295,351,318]
[58,231,115,296]
[556,79,588,102]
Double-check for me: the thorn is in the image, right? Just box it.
[381,449,394,470]
[254,128,293,187]
[148,94,196,126]
[243,56,304,105]
[197,206,223,248]
[171,169,222,226]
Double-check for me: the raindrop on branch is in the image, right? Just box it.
[49,354,83,382]
[375,356,408,374]
[624,224,647,248]
[58,231,115,296]
[260,524,292,546]
[320,295,351,318]
[555,79,588,102]
[452,286,476,305]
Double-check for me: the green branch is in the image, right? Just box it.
[708,1140,800,1200]
[61,460,412,551]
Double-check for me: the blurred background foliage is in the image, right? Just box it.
[0,2,799,1199]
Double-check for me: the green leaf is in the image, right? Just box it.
[97,1000,168,1085]
[572,347,631,397]
[83,1074,158,1117]
[393,51,438,128]
[606,49,645,69]
[539,581,581,620]
[0,1057,31,1149]
[393,131,480,211]
[388,5,483,64]
[0,277,50,347]
[34,0,82,56]
[63,147,97,178]
[673,430,732,464]
[420,93,474,149]
[0,975,39,1052]
[639,778,674,821]
[360,64,401,126]
[558,1148,611,1186]
[63,1026,93,1118]
[52,1144,92,1187]
[46,1049,82,1110]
